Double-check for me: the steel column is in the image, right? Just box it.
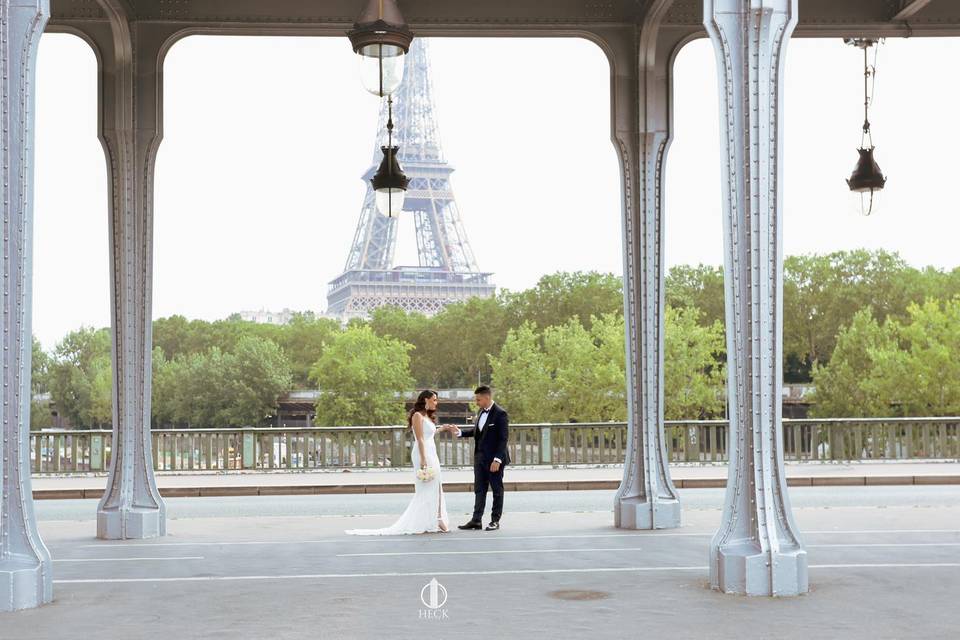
[613,2,686,530]
[703,0,807,595]
[0,0,52,612]
[95,9,168,540]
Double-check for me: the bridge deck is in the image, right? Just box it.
[5,487,957,639]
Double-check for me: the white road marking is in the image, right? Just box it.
[53,566,708,584]
[337,547,645,557]
[810,563,960,569]
[809,543,960,548]
[72,528,960,549]
[805,529,960,535]
[51,562,960,585]
[53,556,203,563]
[75,533,659,548]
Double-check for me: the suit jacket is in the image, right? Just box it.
[457,403,511,466]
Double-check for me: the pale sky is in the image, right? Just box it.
[32,34,960,351]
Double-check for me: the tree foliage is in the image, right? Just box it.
[309,325,414,426]
[812,298,960,417]
[491,310,724,422]
[152,335,293,428]
[48,327,113,429]
[663,307,726,420]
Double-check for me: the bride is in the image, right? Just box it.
[345,390,451,535]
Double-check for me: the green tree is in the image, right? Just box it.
[309,325,414,426]
[506,271,623,330]
[878,299,960,415]
[369,306,433,384]
[489,323,554,423]
[48,327,112,428]
[810,308,901,418]
[31,336,54,429]
[665,264,725,328]
[662,306,726,420]
[542,316,626,422]
[151,335,292,428]
[783,249,922,376]
[226,334,294,425]
[275,315,340,387]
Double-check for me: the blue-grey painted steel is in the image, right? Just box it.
[704,0,808,596]
[613,0,685,531]
[328,39,494,318]
[94,3,167,540]
[0,0,53,612]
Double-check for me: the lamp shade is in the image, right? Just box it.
[372,145,410,216]
[847,147,886,216]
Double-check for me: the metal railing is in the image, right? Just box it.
[28,417,960,474]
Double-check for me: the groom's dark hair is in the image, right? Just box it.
[474,385,492,396]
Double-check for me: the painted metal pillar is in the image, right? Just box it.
[703,0,807,596]
[613,1,683,530]
[0,0,53,611]
[96,11,166,540]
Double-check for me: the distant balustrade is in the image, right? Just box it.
[28,417,960,474]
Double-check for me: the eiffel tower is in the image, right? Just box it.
[327,39,495,319]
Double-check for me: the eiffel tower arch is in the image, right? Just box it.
[327,39,495,319]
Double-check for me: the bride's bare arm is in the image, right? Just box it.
[411,412,428,468]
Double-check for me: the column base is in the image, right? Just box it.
[711,541,808,596]
[0,558,53,612]
[614,495,681,530]
[97,506,166,540]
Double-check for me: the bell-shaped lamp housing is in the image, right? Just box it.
[372,145,410,217]
[347,0,414,97]
[846,146,887,216]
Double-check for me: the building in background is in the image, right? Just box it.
[236,308,298,325]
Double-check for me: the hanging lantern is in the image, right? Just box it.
[371,96,409,217]
[372,145,410,217]
[847,147,886,217]
[347,0,414,97]
[844,38,887,216]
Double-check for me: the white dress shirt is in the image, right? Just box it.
[456,406,502,465]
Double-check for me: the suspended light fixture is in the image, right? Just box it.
[371,96,409,217]
[844,38,887,216]
[347,0,414,97]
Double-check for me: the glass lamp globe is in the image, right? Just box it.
[375,188,407,217]
[358,43,406,97]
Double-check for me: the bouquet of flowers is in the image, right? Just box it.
[416,466,437,482]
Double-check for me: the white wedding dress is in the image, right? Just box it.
[345,415,450,535]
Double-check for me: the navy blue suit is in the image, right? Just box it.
[457,403,510,522]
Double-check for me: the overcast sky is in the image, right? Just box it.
[32,34,960,351]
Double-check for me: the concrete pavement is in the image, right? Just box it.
[4,489,958,640]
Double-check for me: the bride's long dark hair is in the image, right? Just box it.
[408,389,438,427]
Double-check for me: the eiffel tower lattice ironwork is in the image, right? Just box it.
[327,39,495,319]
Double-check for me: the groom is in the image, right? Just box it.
[453,385,510,531]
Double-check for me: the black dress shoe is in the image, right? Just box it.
[485,521,500,531]
[458,520,482,530]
